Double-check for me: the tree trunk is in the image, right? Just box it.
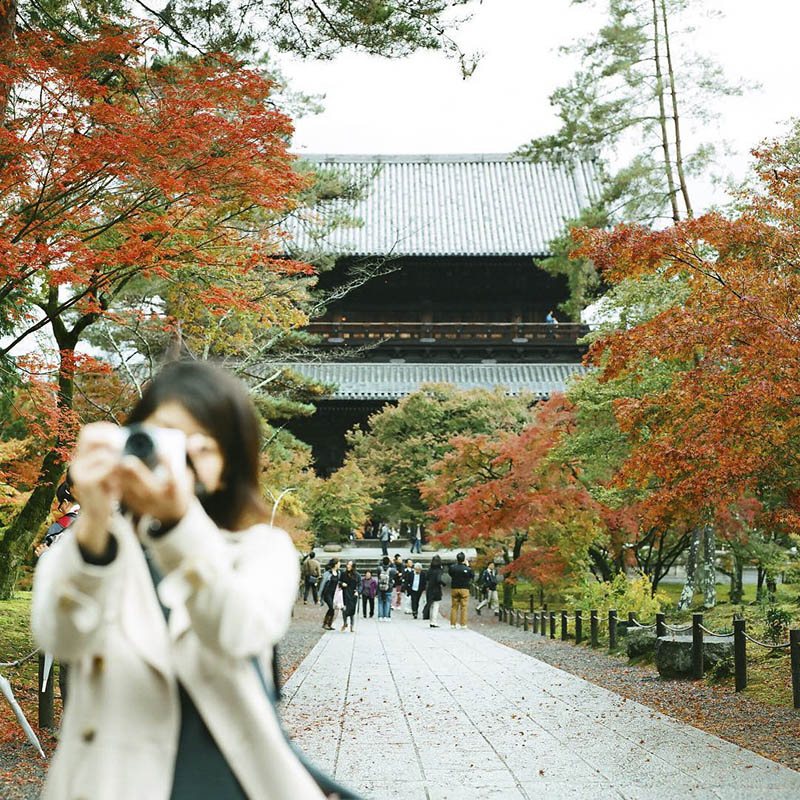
[677,527,700,610]
[512,531,526,561]
[0,0,16,125]
[502,581,514,609]
[588,544,614,583]
[660,0,693,218]
[0,341,75,598]
[702,525,716,608]
[651,0,680,223]
[728,549,744,605]
[756,566,765,602]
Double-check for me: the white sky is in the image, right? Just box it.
[280,0,800,214]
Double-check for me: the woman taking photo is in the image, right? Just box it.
[32,362,327,800]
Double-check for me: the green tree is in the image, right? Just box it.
[521,0,747,318]
[307,459,377,543]
[349,384,535,523]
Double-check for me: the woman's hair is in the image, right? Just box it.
[430,554,442,569]
[126,361,268,530]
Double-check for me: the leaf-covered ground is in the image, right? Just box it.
[455,597,800,773]
[0,592,325,799]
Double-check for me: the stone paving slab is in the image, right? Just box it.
[280,614,800,800]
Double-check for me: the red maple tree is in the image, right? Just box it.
[571,124,800,539]
[0,23,311,594]
[422,396,604,588]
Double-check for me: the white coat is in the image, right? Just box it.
[31,499,325,800]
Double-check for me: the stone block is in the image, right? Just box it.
[323,543,342,552]
[627,627,657,659]
[654,634,733,679]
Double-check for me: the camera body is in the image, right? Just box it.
[117,424,187,479]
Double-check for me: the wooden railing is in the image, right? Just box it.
[306,321,589,345]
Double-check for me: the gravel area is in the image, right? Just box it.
[277,599,326,688]
[440,591,800,773]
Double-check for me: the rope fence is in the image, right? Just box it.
[472,584,800,710]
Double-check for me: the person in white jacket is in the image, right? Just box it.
[32,362,327,800]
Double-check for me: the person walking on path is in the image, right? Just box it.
[423,555,446,627]
[361,571,377,618]
[339,561,360,632]
[379,522,390,556]
[301,551,322,605]
[376,557,397,621]
[320,559,340,630]
[401,559,415,615]
[448,552,474,629]
[476,561,500,616]
[392,554,404,609]
[409,524,422,554]
[408,563,427,619]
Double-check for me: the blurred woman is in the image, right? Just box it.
[32,362,326,800]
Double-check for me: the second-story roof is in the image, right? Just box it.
[288,153,600,258]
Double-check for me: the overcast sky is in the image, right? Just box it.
[279,0,800,213]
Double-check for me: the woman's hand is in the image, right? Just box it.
[70,422,124,557]
[119,450,193,529]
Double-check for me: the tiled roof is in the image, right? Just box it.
[288,154,600,257]
[281,362,588,401]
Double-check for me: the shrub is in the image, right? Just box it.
[566,573,665,620]
[706,653,735,684]
[763,605,792,645]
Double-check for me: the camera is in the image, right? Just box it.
[119,424,187,478]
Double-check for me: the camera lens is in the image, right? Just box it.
[123,427,158,469]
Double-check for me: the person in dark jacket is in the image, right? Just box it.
[320,559,340,630]
[423,555,446,627]
[36,476,80,556]
[376,557,397,620]
[401,558,415,614]
[361,571,377,618]
[476,561,500,615]
[339,561,360,632]
[448,552,474,629]
[392,554,404,609]
[407,563,427,619]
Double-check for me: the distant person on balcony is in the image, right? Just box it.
[545,310,558,326]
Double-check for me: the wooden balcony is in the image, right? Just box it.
[305,321,590,362]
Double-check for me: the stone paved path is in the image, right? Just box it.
[280,613,800,800]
